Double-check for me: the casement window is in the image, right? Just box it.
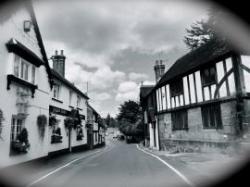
[201,66,217,86]
[53,84,60,99]
[13,54,36,84]
[77,95,81,108]
[201,103,222,129]
[170,79,183,97]
[31,66,36,84]
[170,79,184,108]
[171,110,188,130]
[11,116,24,142]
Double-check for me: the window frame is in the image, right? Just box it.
[171,109,188,131]
[170,78,184,97]
[201,103,223,129]
[201,65,217,87]
[53,84,60,100]
[13,54,36,84]
[10,116,25,142]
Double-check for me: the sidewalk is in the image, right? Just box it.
[0,145,107,187]
[140,145,248,187]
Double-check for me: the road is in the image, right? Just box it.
[26,141,190,187]
[0,140,193,187]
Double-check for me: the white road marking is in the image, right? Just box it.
[27,146,113,187]
[136,144,195,187]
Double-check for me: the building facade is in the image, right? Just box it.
[87,104,105,149]
[0,1,52,167]
[0,1,105,168]
[48,50,89,155]
[141,41,250,150]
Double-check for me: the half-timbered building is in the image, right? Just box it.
[143,40,250,150]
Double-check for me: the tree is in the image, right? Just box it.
[184,6,226,50]
[116,100,142,124]
[104,114,118,128]
[116,100,143,136]
[105,114,111,127]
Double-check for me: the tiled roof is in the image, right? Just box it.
[157,40,233,87]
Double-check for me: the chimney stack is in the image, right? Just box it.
[154,59,165,83]
[52,49,66,77]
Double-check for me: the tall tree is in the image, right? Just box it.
[116,100,143,136]
[184,6,226,50]
[116,100,142,124]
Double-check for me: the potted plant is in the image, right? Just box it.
[11,127,30,153]
[37,115,47,139]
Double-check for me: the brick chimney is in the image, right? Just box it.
[154,59,165,82]
[52,50,66,77]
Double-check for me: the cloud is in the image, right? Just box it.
[128,72,148,81]
[90,92,111,101]
[115,81,139,102]
[34,0,209,116]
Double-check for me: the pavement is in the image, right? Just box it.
[140,145,249,187]
[0,138,248,187]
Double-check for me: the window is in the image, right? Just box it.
[14,55,20,77]
[31,66,36,84]
[13,54,36,84]
[53,84,60,99]
[11,117,24,142]
[20,60,29,81]
[171,110,188,130]
[201,66,217,86]
[77,95,81,108]
[170,79,183,97]
[201,103,222,129]
[69,91,73,106]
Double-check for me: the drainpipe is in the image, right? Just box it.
[69,128,72,152]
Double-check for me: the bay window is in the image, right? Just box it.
[13,54,36,84]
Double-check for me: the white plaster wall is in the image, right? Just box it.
[0,4,50,168]
[48,80,88,153]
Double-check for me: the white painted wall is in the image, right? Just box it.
[49,79,88,153]
[0,4,50,168]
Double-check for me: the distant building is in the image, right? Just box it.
[140,85,159,149]
[141,40,250,150]
[87,104,105,149]
[0,1,52,167]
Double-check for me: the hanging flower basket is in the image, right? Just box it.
[64,117,75,129]
[37,115,47,139]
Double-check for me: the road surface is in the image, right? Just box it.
[28,141,190,187]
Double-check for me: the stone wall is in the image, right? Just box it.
[158,101,238,151]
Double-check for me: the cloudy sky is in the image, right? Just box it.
[34,0,209,117]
